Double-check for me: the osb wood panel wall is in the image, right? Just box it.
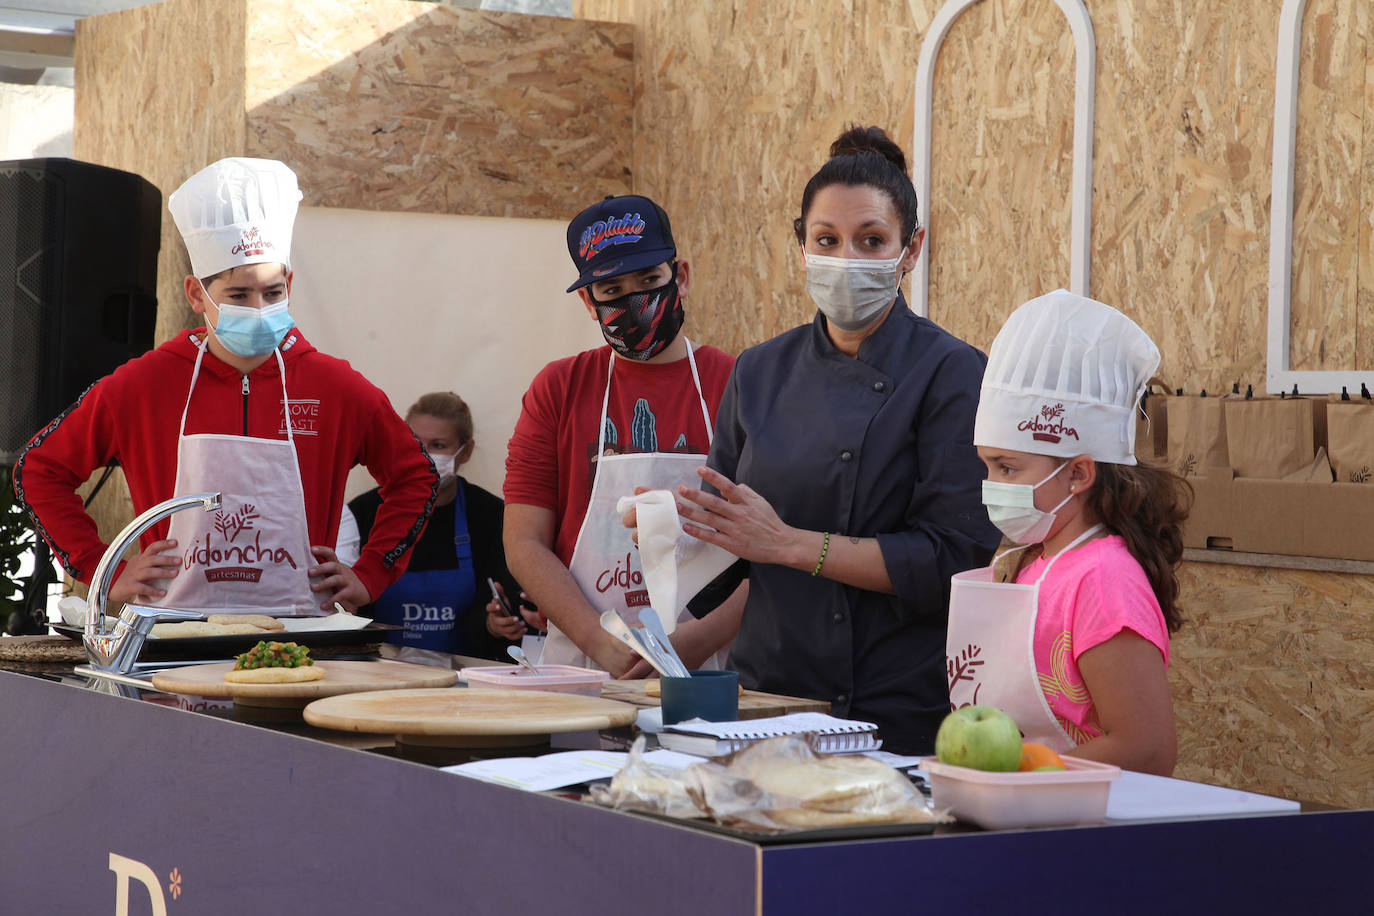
[1175,562,1373,809]
[77,0,633,346]
[1289,1,1371,372]
[244,0,632,219]
[579,0,1373,807]
[74,0,247,349]
[69,0,631,563]
[577,0,1372,389]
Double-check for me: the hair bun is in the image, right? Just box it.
[829,125,907,174]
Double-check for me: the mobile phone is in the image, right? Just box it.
[487,578,520,618]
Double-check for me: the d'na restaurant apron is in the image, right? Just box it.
[156,339,320,615]
[944,525,1106,751]
[373,479,478,653]
[541,340,715,669]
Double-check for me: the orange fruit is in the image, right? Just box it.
[1018,742,1066,772]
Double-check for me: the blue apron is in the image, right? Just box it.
[373,480,478,653]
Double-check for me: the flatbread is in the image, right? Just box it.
[151,621,272,638]
[748,754,912,811]
[207,613,284,631]
[224,665,325,684]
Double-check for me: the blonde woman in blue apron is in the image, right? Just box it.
[338,392,525,665]
[947,290,1190,776]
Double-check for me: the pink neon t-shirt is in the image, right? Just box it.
[1016,534,1170,746]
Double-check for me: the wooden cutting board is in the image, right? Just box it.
[600,679,830,719]
[303,687,638,738]
[150,660,458,703]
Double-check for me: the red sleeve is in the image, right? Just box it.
[14,376,126,584]
[348,385,439,600]
[503,358,568,512]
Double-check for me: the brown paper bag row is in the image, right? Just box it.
[1145,391,1374,484]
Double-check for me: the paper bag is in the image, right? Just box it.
[616,490,739,633]
[1326,402,1374,483]
[1223,396,1315,479]
[1166,396,1228,477]
[1134,377,1171,463]
[1282,446,1334,483]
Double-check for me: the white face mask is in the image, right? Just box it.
[429,451,457,485]
[981,462,1074,545]
[803,253,902,332]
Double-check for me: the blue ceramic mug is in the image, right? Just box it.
[660,669,740,725]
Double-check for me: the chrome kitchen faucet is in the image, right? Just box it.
[81,492,222,674]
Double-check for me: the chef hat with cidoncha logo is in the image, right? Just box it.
[168,157,303,279]
[974,289,1161,466]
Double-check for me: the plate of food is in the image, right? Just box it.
[50,614,402,659]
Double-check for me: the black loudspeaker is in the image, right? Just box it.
[0,158,160,463]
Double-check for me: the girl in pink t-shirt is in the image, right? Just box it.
[947,290,1190,776]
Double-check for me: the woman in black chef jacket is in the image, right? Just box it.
[646,126,1001,754]
[338,392,526,663]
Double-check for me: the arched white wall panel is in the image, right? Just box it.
[912,0,1096,317]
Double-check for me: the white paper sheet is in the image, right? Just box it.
[279,612,372,632]
[442,748,697,792]
[1105,770,1300,821]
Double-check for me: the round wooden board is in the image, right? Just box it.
[302,687,638,737]
[149,659,458,700]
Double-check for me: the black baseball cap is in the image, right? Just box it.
[565,194,676,293]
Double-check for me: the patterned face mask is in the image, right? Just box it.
[591,262,685,361]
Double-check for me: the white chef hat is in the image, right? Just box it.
[974,289,1161,466]
[168,157,302,279]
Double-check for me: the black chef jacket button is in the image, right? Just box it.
[873,381,886,393]
[832,612,844,623]
[836,694,848,704]
[840,450,853,462]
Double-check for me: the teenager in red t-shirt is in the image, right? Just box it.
[502,195,740,675]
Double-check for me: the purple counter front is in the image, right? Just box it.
[1,670,1369,915]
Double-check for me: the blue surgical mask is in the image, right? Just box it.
[203,282,294,358]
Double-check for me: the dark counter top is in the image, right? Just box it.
[1,667,1370,914]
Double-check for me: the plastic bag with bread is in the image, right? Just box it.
[593,734,946,832]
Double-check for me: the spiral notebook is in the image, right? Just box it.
[658,712,882,756]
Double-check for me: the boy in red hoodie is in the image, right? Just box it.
[14,158,435,615]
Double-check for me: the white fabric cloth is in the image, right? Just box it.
[614,489,738,634]
[974,289,1160,465]
[168,157,302,278]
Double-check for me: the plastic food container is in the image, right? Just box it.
[921,755,1121,829]
[459,665,610,697]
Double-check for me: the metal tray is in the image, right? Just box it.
[49,621,400,660]
[603,804,945,846]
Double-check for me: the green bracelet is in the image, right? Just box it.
[811,531,831,577]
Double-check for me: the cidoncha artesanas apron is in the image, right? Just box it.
[944,525,1106,752]
[541,340,714,668]
[155,338,319,615]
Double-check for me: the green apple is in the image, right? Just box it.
[934,706,1022,772]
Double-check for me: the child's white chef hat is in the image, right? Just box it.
[974,289,1160,466]
[168,157,302,279]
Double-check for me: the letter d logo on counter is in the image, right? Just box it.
[110,851,176,915]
